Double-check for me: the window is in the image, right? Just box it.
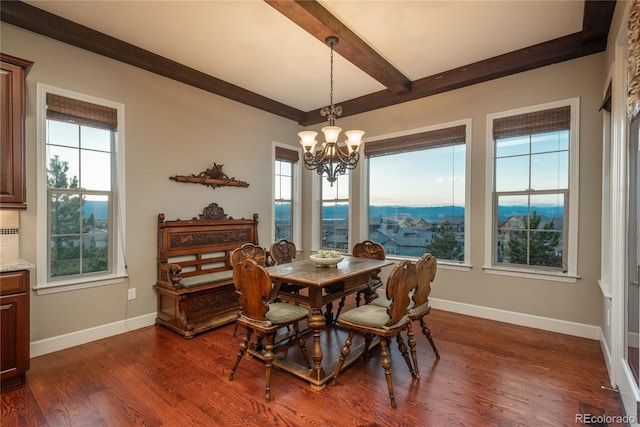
[485,99,579,278]
[274,145,299,241]
[365,121,470,264]
[321,172,350,252]
[36,85,126,292]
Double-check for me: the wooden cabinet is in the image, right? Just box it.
[1,54,33,210]
[0,270,30,390]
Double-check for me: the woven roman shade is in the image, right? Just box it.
[46,93,118,131]
[275,146,299,162]
[492,106,570,140]
[365,124,466,158]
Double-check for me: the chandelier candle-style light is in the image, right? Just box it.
[298,36,364,186]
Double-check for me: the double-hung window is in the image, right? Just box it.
[274,145,299,242]
[485,98,579,279]
[36,85,126,292]
[365,120,470,265]
[321,172,350,252]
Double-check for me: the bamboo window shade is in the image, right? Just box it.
[275,146,299,162]
[492,106,570,140]
[46,93,118,131]
[364,124,466,158]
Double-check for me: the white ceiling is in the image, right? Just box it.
[24,0,585,112]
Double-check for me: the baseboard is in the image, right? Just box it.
[29,299,601,358]
[430,298,601,340]
[30,312,156,358]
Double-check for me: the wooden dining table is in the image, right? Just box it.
[262,254,394,390]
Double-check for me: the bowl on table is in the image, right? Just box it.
[310,252,344,268]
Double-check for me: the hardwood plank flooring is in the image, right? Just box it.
[1,309,623,426]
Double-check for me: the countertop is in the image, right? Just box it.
[0,258,35,273]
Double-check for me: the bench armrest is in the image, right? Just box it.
[158,261,183,290]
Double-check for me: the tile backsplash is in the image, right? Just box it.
[0,210,20,260]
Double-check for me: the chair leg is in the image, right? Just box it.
[362,333,373,361]
[264,335,275,402]
[379,338,397,409]
[324,302,334,324]
[332,331,355,385]
[406,323,420,380]
[229,328,252,381]
[292,322,311,369]
[333,297,346,322]
[396,330,418,380]
[419,318,440,359]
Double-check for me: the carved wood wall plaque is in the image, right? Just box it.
[170,162,249,189]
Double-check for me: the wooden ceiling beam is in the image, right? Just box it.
[300,32,608,126]
[264,0,412,95]
[0,1,306,123]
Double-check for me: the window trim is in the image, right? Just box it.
[35,83,127,293]
[484,98,580,281]
[361,119,472,269]
[319,171,351,253]
[271,142,301,247]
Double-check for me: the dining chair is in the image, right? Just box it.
[268,239,306,298]
[228,258,311,402]
[230,243,268,336]
[324,240,386,323]
[352,240,386,305]
[371,252,439,358]
[332,260,419,408]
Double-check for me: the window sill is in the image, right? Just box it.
[385,256,472,272]
[482,266,579,283]
[33,274,128,295]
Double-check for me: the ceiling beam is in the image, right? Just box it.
[264,0,412,95]
[582,0,617,44]
[1,0,616,126]
[0,1,306,123]
[300,1,616,125]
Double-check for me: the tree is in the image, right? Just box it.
[48,155,108,277]
[505,211,562,268]
[426,228,464,261]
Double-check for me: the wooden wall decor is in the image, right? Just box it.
[170,162,249,189]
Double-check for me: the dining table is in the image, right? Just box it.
[261,254,394,390]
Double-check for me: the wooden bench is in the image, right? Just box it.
[155,202,259,338]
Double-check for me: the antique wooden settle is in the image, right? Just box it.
[155,203,259,338]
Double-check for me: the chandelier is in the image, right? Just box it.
[298,36,364,185]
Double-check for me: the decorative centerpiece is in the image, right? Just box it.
[310,249,344,268]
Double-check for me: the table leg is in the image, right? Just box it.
[306,307,326,381]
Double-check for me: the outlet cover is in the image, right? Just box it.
[128,288,136,300]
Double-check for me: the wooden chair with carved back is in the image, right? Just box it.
[268,239,305,297]
[228,259,310,402]
[353,240,386,305]
[332,260,419,408]
[371,252,439,358]
[323,240,387,323]
[230,243,268,336]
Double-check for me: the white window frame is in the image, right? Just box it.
[271,141,302,247]
[35,83,127,294]
[360,119,472,270]
[319,171,351,253]
[484,98,580,282]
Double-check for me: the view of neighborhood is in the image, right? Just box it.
[276,203,564,266]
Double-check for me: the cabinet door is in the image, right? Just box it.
[0,59,27,208]
[0,271,30,387]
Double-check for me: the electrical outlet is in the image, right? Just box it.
[127,288,136,300]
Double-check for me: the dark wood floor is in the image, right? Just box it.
[1,308,622,426]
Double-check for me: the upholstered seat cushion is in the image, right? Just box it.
[370,288,415,310]
[179,270,234,288]
[339,304,391,328]
[266,302,309,324]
